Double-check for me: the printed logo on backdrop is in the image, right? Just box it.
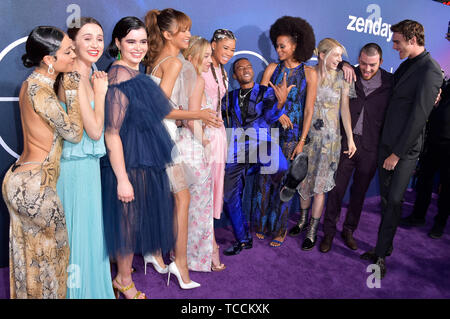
[346,3,394,42]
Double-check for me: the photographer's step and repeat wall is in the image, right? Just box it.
[0,0,449,266]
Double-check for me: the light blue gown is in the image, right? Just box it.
[57,101,114,299]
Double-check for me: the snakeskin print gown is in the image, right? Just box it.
[1,72,83,298]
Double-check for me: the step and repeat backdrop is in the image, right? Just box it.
[0,0,449,266]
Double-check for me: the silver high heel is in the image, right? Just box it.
[167,262,200,289]
[144,254,168,275]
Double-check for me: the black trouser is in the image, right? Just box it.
[375,145,418,258]
[323,135,378,237]
[411,141,450,230]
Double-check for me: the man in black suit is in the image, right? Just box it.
[320,43,392,253]
[361,20,443,278]
[399,77,449,238]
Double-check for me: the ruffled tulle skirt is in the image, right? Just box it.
[101,165,175,257]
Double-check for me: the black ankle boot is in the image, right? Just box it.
[288,209,309,237]
[302,217,320,251]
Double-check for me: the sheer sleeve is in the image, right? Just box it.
[104,87,129,134]
[104,65,134,134]
[173,54,197,110]
[27,82,83,143]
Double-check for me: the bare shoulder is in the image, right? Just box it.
[261,63,278,85]
[304,65,318,81]
[196,75,205,85]
[162,56,182,71]
[304,65,316,74]
[265,63,278,74]
[194,74,205,91]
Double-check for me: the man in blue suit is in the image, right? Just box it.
[222,58,290,256]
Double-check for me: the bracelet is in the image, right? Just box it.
[300,137,307,142]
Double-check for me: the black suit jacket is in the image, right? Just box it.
[341,67,392,153]
[380,51,443,159]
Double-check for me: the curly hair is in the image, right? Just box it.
[269,16,315,63]
[391,20,425,46]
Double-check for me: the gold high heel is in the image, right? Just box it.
[211,245,226,272]
[112,277,147,299]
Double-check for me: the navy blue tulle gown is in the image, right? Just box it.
[101,64,176,257]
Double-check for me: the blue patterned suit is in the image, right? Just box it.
[222,83,288,243]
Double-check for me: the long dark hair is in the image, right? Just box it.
[22,26,65,68]
[107,16,146,59]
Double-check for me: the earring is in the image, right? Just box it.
[47,64,55,75]
[117,50,121,60]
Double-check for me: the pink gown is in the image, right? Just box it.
[202,65,228,220]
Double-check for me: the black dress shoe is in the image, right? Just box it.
[399,214,426,227]
[243,238,253,249]
[223,240,252,256]
[361,246,392,261]
[375,257,386,279]
[341,230,357,250]
[428,224,444,239]
[360,249,377,263]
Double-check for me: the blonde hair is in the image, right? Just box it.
[182,36,210,75]
[314,38,347,84]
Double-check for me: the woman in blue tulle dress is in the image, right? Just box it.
[100,17,176,299]
[56,17,114,299]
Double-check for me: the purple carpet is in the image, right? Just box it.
[1,189,449,299]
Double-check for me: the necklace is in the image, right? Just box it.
[239,88,252,100]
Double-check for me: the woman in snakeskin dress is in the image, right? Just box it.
[2,26,83,298]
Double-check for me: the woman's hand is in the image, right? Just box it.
[200,109,222,128]
[290,141,305,160]
[278,114,293,130]
[176,105,183,127]
[269,72,295,107]
[92,71,108,97]
[117,178,134,203]
[63,71,81,90]
[343,139,357,158]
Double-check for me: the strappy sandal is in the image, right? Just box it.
[211,245,226,272]
[255,232,265,240]
[270,232,287,247]
[113,277,147,299]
